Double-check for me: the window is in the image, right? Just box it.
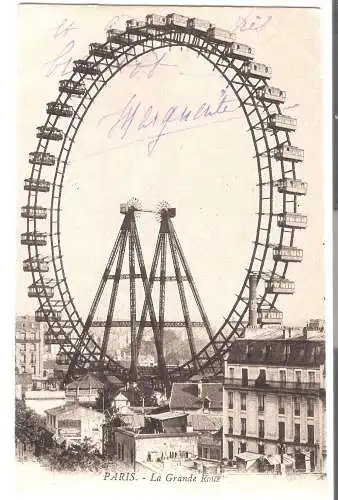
[294,423,300,443]
[258,443,265,454]
[241,418,246,436]
[228,392,233,410]
[278,396,285,415]
[257,369,266,385]
[307,399,314,418]
[228,441,234,460]
[279,421,285,441]
[295,370,302,386]
[240,441,247,453]
[242,368,248,387]
[203,398,211,412]
[308,371,315,386]
[229,367,234,381]
[228,416,233,435]
[294,397,300,417]
[308,425,314,445]
[240,393,247,411]
[280,370,286,386]
[258,393,265,413]
[258,420,265,438]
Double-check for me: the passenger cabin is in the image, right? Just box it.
[277,178,307,196]
[256,86,286,104]
[73,60,100,75]
[89,43,115,59]
[277,213,307,229]
[28,284,54,299]
[56,352,69,365]
[228,42,254,60]
[59,80,86,96]
[36,126,63,141]
[35,308,62,323]
[145,14,166,26]
[24,178,50,192]
[274,145,304,162]
[187,18,214,33]
[21,232,47,246]
[29,152,55,166]
[47,102,73,118]
[242,61,272,79]
[166,13,189,28]
[23,257,49,273]
[258,309,283,325]
[273,246,303,263]
[21,206,47,219]
[208,27,236,44]
[107,29,129,45]
[126,19,146,31]
[265,278,295,295]
[268,114,297,132]
[45,331,69,345]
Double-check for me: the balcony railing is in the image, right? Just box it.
[223,378,323,395]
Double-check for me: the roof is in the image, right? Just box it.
[228,339,325,367]
[45,402,79,416]
[113,391,129,401]
[187,414,222,431]
[170,383,223,410]
[104,375,124,386]
[148,411,187,421]
[45,402,102,417]
[66,373,105,390]
[120,413,145,428]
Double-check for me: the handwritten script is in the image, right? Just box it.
[97,89,241,156]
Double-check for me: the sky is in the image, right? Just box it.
[16,5,325,334]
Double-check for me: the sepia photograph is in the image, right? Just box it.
[13,2,332,498]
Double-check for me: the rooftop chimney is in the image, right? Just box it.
[248,273,258,327]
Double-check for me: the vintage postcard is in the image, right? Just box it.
[14,2,332,498]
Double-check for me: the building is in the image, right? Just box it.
[65,373,105,405]
[169,381,223,415]
[223,336,326,473]
[104,426,197,471]
[15,315,44,378]
[45,402,104,452]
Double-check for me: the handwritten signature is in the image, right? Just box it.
[43,11,272,79]
[232,9,272,34]
[97,89,241,156]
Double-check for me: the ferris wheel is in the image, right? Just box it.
[21,13,307,384]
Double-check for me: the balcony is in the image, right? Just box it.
[223,377,323,396]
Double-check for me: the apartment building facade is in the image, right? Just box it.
[15,315,44,377]
[223,337,326,473]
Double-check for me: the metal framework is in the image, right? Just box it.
[22,12,306,383]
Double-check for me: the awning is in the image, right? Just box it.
[235,452,262,470]
[265,454,294,466]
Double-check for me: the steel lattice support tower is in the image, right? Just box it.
[136,206,215,374]
[66,201,168,385]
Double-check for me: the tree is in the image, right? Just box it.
[44,437,118,473]
[95,387,116,412]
